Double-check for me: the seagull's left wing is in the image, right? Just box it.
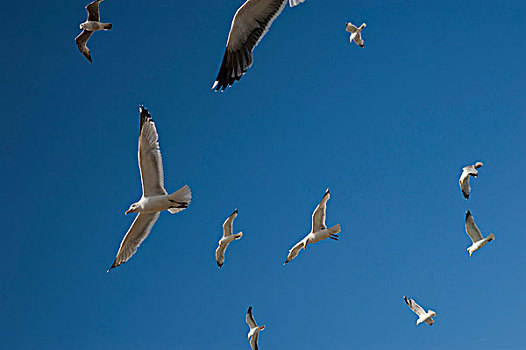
[246,306,258,328]
[312,188,330,232]
[222,209,238,237]
[404,296,426,317]
[465,210,483,243]
[109,212,160,270]
[75,30,93,62]
[250,330,259,350]
[138,106,167,197]
[212,0,288,91]
[86,0,102,22]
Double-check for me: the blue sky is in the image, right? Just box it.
[1,0,525,348]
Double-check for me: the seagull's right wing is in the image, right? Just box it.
[222,209,238,237]
[86,0,102,22]
[212,0,288,91]
[246,306,258,328]
[459,168,472,199]
[312,188,330,232]
[138,106,167,197]
[404,296,426,317]
[250,329,259,350]
[109,212,160,270]
[284,239,304,264]
[75,30,93,62]
[465,211,484,243]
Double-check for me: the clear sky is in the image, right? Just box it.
[1,0,525,349]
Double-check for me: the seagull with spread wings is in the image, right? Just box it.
[215,209,243,267]
[345,21,366,47]
[75,0,112,62]
[212,0,306,91]
[465,210,495,257]
[403,296,436,326]
[108,106,192,271]
[459,161,483,199]
[284,188,341,265]
[246,306,266,350]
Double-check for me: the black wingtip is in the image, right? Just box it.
[234,208,238,214]
[139,105,152,130]
[465,210,472,220]
[403,296,410,305]
[462,191,469,199]
[217,262,223,268]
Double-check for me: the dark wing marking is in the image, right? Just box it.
[86,0,102,22]
[75,30,93,62]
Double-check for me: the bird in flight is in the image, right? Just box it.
[215,209,243,268]
[246,306,266,350]
[403,296,436,326]
[346,22,366,47]
[465,210,495,257]
[459,162,483,199]
[108,106,192,271]
[75,0,112,62]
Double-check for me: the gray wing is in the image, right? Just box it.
[212,0,288,91]
[75,30,93,62]
[246,306,258,328]
[86,0,102,22]
[404,296,426,317]
[138,106,167,197]
[109,212,160,270]
[312,188,330,232]
[222,208,238,237]
[284,239,305,264]
[250,330,259,350]
[465,210,484,243]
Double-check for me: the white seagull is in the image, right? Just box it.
[108,106,192,271]
[284,188,341,265]
[345,22,366,47]
[459,162,483,199]
[403,296,436,326]
[75,0,112,62]
[465,210,495,257]
[212,0,306,91]
[246,306,266,350]
[215,209,243,268]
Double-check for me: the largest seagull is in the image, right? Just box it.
[108,106,192,271]
[212,0,306,91]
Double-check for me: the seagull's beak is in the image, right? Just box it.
[125,209,132,215]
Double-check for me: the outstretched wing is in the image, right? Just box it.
[465,210,484,243]
[75,30,93,62]
[109,212,160,270]
[250,330,259,350]
[138,106,167,197]
[86,0,103,22]
[222,209,238,237]
[212,0,288,91]
[312,188,330,232]
[284,239,305,264]
[246,306,258,328]
[289,0,306,6]
[404,296,426,317]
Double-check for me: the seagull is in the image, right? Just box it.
[459,162,483,199]
[212,0,306,91]
[108,106,192,271]
[465,210,495,257]
[246,306,266,350]
[346,22,366,47]
[403,296,436,326]
[75,0,112,62]
[284,188,341,265]
[215,209,243,268]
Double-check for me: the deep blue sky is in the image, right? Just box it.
[1,0,525,349]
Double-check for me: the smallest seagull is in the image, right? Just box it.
[346,22,366,47]
[246,306,266,350]
[465,210,495,257]
[215,209,243,268]
[75,0,112,62]
[459,162,483,199]
[403,296,436,326]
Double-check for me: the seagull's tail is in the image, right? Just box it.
[486,233,495,242]
[167,185,192,214]
[234,232,243,240]
[103,23,112,30]
[327,224,341,236]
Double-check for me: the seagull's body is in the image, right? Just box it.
[108,106,191,271]
[403,296,436,326]
[346,22,366,47]
[465,210,495,257]
[75,0,112,62]
[459,162,483,199]
[212,0,306,91]
[284,188,341,265]
[215,209,243,267]
[246,306,265,350]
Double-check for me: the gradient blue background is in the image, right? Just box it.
[1,0,525,349]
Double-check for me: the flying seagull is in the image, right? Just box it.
[246,306,266,350]
[215,209,243,267]
[459,162,483,199]
[75,0,112,62]
[212,0,306,91]
[345,22,366,47]
[465,210,495,257]
[284,188,341,265]
[108,106,192,271]
[403,296,436,326]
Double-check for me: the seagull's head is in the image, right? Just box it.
[467,247,474,257]
[125,203,139,215]
[79,23,85,30]
[428,310,436,317]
